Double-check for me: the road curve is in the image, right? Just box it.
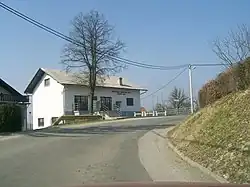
[0,116,185,187]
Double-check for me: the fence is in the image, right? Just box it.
[134,108,191,117]
[0,93,29,103]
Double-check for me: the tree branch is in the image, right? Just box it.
[60,10,126,114]
[212,24,250,67]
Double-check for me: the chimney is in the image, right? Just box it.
[119,77,123,85]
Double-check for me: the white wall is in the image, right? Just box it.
[32,74,64,130]
[0,86,10,94]
[26,95,33,130]
[64,85,141,113]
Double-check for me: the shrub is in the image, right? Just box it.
[199,58,250,108]
[0,104,22,133]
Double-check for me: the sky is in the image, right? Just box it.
[0,0,250,109]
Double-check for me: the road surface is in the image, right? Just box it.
[0,116,185,187]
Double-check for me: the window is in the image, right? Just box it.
[126,98,134,106]
[74,95,88,111]
[38,118,44,127]
[51,117,58,124]
[44,78,50,87]
[100,97,112,111]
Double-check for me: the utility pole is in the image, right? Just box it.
[187,63,225,114]
[161,92,164,105]
[152,95,155,111]
[188,64,194,114]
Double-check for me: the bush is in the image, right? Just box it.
[0,104,22,133]
[199,57,250,108]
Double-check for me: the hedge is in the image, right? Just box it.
[0,104,22,133]
[199,57,250,108]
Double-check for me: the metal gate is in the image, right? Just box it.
[100,97,112,111]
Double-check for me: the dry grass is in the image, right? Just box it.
[168,91,250,184]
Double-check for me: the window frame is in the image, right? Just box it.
[74,95,88,111]
[44,78,50,87]
[126,98,134,106]
[51,117,58,124]
[38,118,44,127]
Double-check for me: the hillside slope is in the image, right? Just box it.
[167,90,250,184]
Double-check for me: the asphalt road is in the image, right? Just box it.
[0,116,186,187]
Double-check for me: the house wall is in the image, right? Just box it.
[20,105,28,131]
[63,85,141,115]
[32,74,64,129]
[26,95,33,130]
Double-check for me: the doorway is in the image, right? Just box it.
[100,97,112,111]
[115,101,122,110]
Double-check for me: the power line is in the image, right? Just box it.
[192,63,225,67]
[0,2,226,70]
[113,57,188,70]
[0,2,188,70]
[0,3,76,44]
[141,67,188,99]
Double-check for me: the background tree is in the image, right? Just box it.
[61,10,125,114]
[168,87,188,111]
[212,24,250,67]
[155,103,166,111]
[212,24,250,90]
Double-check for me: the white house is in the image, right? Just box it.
[24,68,147,130]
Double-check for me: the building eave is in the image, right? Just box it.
[24,68,45,94]
[0,78,23,97]
[62,83,147,91]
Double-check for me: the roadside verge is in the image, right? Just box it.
[166,133,229,183]
[138,127,220,182]
[0,134,22,142]
[56,116,172,129]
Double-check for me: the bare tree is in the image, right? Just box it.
[61,10,125,114]
[155,103,166,111]
[212,24,250,67]
[168,87,188,111]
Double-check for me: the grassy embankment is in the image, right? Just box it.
[168,90,250,183]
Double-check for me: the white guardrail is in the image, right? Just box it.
[134,108,191,117]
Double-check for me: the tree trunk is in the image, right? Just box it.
[89,90,94,115]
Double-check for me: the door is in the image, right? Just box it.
[115,101,122,111]
[100,97,112,111]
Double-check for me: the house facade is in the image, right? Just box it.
[25,68,147,130]
[0,78,29,130]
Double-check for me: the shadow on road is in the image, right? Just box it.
[26,124,176,138]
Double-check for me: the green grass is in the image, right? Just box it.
[168,90,250,184]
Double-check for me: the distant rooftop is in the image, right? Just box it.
[24,68,147,94]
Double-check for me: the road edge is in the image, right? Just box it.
[57,116,180,129]
[0,135,22,142]
[138,127,229,183]
[165,129,229,183]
